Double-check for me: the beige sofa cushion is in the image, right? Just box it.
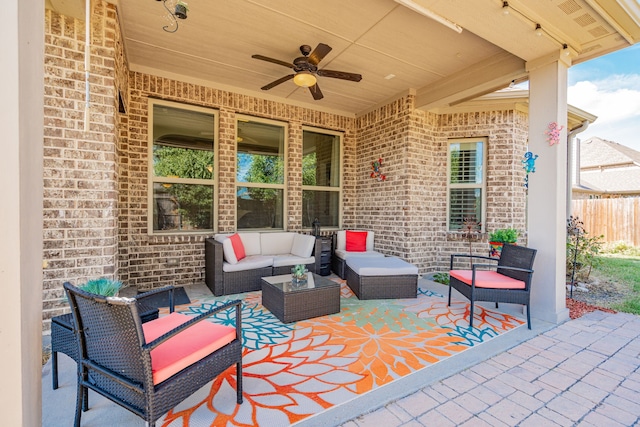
[261,232,295,255]
[291,233,315,258]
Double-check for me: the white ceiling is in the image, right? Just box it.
[98,0,640,116]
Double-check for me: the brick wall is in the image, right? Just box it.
[122,74,356,291]
[42,2,119,331]
[353,97,529,273]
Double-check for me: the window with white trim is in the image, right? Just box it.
[302,127,342,229]
[236,117,286,230]
[448,138,486,231]
[149,100,217,234]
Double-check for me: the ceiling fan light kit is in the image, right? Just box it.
[293,71,317,88]
[252,43,362,100]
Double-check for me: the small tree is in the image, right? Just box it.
[566,215,603,296]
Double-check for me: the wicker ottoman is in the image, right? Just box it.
[345,257,418,299]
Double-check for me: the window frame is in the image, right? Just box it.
[446,137,487,232]
[147,99,219,235]
[236,115,288,231]
[301,125,343,231]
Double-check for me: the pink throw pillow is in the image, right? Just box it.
[229,233,246,261]
[346,231,367,252]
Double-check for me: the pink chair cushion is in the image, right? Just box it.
[450,270,526,289]
[142,312,237,385]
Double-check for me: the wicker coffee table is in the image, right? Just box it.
[261,273,340,323]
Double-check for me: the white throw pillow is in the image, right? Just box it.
[261,232,295,255]
[291,234,315,258]
[239,232,261,256]
[221,237,239,264]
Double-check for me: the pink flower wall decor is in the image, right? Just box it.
[370,157,386,181]
[545,122,564,146]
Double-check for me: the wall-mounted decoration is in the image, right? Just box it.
[545,122,564,146]
[370,158,387,181]
[522,151,538,188]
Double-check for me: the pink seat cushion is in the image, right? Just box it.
[142,312,237,385]
[450,270,526,289]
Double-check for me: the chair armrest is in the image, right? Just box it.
[471,264,533,274]
[136,286,176,313]
[450,253,498,269]
[205,238,225,296]
[144,299,242,351]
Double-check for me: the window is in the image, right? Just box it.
[302,127,342,228]
[236,117,286,230]
[149,100,217,234]
[448,138,486,231]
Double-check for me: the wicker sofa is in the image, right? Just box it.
[205,232,322,296]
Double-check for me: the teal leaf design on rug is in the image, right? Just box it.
[446,325,498,347]
[337,298,433,333]
[418,288,443,298]
[183,301,293,350]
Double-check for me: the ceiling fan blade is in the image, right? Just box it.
[261,74,295,90]
[317,69,362,82]
[309,83,324,100]
[251,54,294,69]
[307,43,332,65]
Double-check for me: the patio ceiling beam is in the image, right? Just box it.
[414,51,527,111]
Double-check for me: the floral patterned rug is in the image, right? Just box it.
[156,278,525,427]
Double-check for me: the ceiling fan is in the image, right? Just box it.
[252,43,362,100]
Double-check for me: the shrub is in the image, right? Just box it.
[602,241,640,257]
[432,272,450,285]
[488,228,519,243]
[566,216,603,282]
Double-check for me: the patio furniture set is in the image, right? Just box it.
[206,229,421,323]
[51,229,536,426]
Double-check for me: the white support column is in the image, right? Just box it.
[0,0,44,425]
[526,54,571,324]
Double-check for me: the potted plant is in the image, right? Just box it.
[78,277,123,297]
[175,1,189,19]
[291,264,308,285]
[488,228,519,257]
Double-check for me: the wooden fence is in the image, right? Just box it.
[572,197,640,247]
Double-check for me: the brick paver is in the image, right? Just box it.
[344,311,640,427]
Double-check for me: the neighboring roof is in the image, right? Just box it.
[580,137,640,168]
[575,137,640,194]
[579,169,640,194]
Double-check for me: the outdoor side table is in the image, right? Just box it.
[50,303,159,390]
[261,273,341,323]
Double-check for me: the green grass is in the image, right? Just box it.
[594,255,640,314]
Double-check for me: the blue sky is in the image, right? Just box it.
[567,44,640,151]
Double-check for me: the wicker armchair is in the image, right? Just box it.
[51,286,173,390]
[63,282,243,427]
[447,244,537,329]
